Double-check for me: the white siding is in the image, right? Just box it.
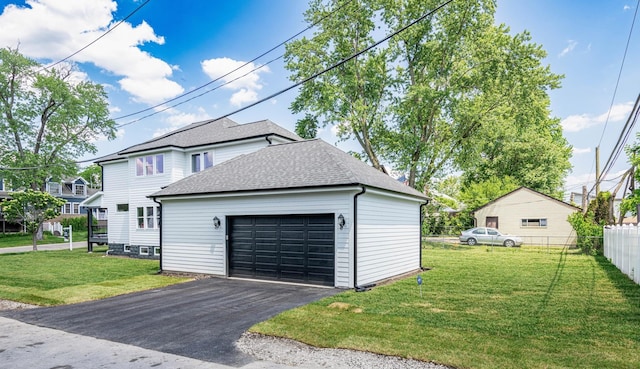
[356,190,422,286]
[102,161,129,244]
[161,190,355,287]
[128,151,176,246]
[215,140,268,164]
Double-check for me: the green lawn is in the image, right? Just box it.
[0,246,190,305]
[0,231,88,248]
[251,244,640,369]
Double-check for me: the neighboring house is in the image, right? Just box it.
[472,187,580,246]
[83,117,428,288]
[150,139,428,288]
[46,177,97,218]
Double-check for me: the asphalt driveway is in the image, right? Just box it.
[0,278,339,367]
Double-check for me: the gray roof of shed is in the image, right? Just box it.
[151,139,427,200]
[97,118,301,162]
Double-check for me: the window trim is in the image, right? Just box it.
[124,245,131,253]
[136,206,161,229]
[521,218,548,228]
[153,247,161,256]
[139,246,149,256]
[116,204,129,212]
[136,154,164,177]
[191,151,214,173]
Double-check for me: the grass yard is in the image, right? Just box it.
[0,231,88,248]
[251,244,640,369]
[0,246,190,305]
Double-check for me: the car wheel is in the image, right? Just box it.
[504,239,515,247]
[467,238,477,246]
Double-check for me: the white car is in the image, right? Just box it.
[459,227,523,247]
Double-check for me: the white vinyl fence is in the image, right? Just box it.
[603,225,640,285]
[43,221,63,235]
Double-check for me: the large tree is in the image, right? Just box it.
[286,0,571,193]
[0,47,116,192]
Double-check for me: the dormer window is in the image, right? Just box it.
[75,183,85,196]
[191,151,213,173]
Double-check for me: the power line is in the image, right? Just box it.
[40,0,152,72]
[113,0,356,123]
[596,0,640,147]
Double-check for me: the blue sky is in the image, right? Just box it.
[0,0,638,197]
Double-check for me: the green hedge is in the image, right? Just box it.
[61,216,88,232]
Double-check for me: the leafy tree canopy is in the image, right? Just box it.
[0,47,116,191]
[286,0,571,195]
[2,190,66,250]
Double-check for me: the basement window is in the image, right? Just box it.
[139,246,149,256]
[154,247,161,256]
[124,245,131,253]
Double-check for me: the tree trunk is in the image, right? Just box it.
[32,232,38,251]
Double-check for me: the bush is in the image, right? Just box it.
[567,211,603,255]
[61,216,88,232]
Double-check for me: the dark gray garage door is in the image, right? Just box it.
[228,214,335,286]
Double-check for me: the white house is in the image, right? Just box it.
[84,118,428,288]
[81,118,301,256]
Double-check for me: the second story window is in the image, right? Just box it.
[191,151,213,173]
[74,183,85,196]
[136,154,164,176]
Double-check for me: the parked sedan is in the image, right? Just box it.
[459,227,523,247]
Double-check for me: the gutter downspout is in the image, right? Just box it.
[151,197,163,273]
[353,186,366,291]
[419,200,429,270]
[265,135,272,145]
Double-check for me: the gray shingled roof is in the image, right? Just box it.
[151,139,427,200]
[118,118,301,155]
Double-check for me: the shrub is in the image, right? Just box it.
[61,216,88,232]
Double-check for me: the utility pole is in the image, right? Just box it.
[582,185,588,214]
[595,146,600,196]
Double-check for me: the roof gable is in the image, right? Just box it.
[473,187,580,213]
[151,139,427,199]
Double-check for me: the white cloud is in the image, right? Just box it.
[561,101,634,132]
[573,147,591,155]
[0,0,184,105]
[559,40,577,57]
[200,57,270,107]
[624,5,632,11]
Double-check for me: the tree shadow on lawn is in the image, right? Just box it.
[594,254,640,308]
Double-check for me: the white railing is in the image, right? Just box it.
[603,225,640,285]
[43,221,63,235]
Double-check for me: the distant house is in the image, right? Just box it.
[46,177,97,218]
[83,118,428,288]
[472,187,580,246]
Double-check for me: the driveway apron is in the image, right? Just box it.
[0,278,339,367]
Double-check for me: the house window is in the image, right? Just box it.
[73,203,80,214]
[154,247,161,256]
[136,206,160,229]
[74,183,85,196]
[191,151,214,173]
[124,245,131,253]
[117,204,129,212]
[136,155,164,176]
[139,246,149,256]
[49,182,60,194]
[64,203,71,214]
[521,218,547,227]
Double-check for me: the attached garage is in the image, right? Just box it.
[228,214,335,286]
[151,139,428,288]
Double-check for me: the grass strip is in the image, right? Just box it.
[251,245,640,369]
[0,246,190,305]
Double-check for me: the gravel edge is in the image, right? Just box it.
[0,299,39,311]
[237,332,455,369]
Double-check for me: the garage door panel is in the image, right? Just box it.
[229,214,335,286]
